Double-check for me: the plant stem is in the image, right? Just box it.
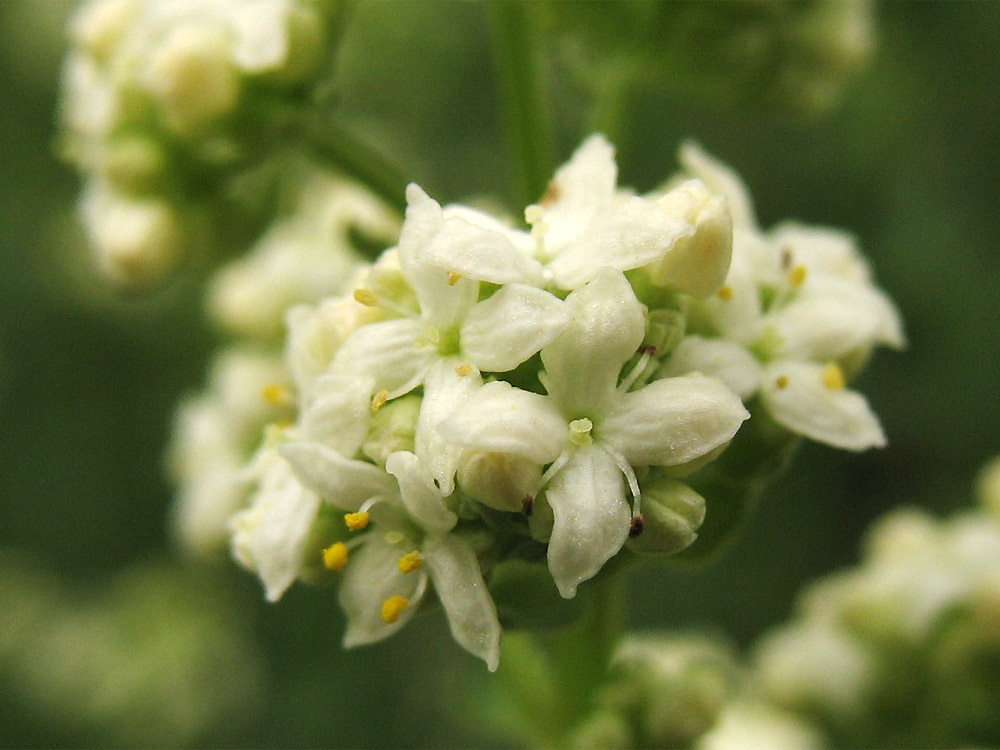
[297,116,409,215]
[488,2,556,208]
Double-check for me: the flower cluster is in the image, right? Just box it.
[60,0,341,286]
[751,470,1000,747]
[206,135,901,669]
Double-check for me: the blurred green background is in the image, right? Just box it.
[1,2,999,747]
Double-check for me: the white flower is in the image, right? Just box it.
[439,269,748,597]
[331,451,501,671]
[414,135,733,295]
[332,184,571,491]
[660,143,904,451]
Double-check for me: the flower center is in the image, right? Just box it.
[568,418,594,447]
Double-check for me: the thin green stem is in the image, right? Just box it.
[488,2,556,208]
[297,116,409,215]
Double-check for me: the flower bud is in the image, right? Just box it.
[457,451,541,513]
[627,478,706,555]
[81,184,184,288]
[144,23,240,137]
[361,395,420,467]
[648,179,733,297]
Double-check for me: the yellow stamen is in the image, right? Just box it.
[454,364,472,377]
[398,551,424,574]
[775,375,789,389]
[353,288,379,307]
[381,595,409,624]
[788,265,808,288]
[322,542,349,571]
[716,285,733,301]
[371,389,389,414]
[447,270,462,286]
[822,362,846,390]
[344,512,370,531]
[261,382,292,407]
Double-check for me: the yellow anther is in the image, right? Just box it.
[398,550,424,574]
[454,364,472,377]
[353,288,379,307]
[788,265,808,288]
[344,512,370,531]
[272,419,294,430]
[371,389,389,414]
[322,542,349,571]
[447,270,462,286]
[568,418,594,447]
[716,285,733,301]
[775,375,790,389]
[261,382,292,407]
[381,595,409,624]
[822,362,846,390]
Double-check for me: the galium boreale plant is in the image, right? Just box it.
[210,134,901,684]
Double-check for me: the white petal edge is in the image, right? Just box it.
[660,336,762,400]
[601,373,749,467]
[280,442,396,509]
[545,445,631,598]
[423,534,502,671]
[384,450,456,534]
[760,360,887,451]
[462,284,571,372]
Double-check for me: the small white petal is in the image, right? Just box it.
[280,442,396,509]
[231,460,320,602]
[546,445,631,598]
[541,269,646,416]
[771,292,883,361]
[437,380,566,465]
[414,359,483,494]
[660,336,762,400]
[423,534,502,671]
[418,212,544,286]
[398,184,479,326]
[602,374,749,467]
[760,361,887,451]
[340,537,425,647]
[540,134,618,250]
[331,318,435,397]
[546,196,693,290]
[461,284,571,372]
[298,374,375,456]
[384,451,456,534]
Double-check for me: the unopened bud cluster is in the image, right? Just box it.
[182,135,902,669]
[751,467,1000,747]
[60,0,341,286]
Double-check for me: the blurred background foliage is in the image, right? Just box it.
[1,1,999,747]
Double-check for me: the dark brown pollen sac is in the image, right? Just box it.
[780,246,794,270]
[521,495,535,517]
[640,345,659,357]
[628,514,645,538]
[539,181,560,207]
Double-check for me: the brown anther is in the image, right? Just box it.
[780,247,793,270]
[640,345,659,357]
[539,181,561,207]
[521,495,534,517]
[775,375,789,389]
[628,514,645,538]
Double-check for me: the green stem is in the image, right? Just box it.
[297,116,409,215]
[488,2,556,208]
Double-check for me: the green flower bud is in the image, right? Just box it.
[627,477,706,555]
